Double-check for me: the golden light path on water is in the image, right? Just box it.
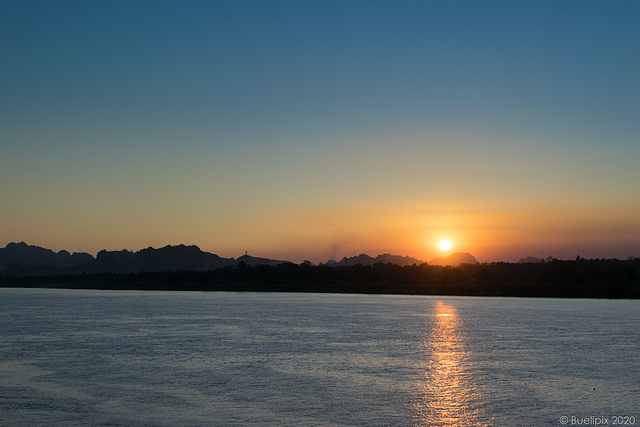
[413,301,488,426]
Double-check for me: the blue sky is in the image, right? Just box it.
[1,0,639,262]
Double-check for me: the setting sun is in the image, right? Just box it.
[439,240,452,251]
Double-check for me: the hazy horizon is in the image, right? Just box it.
[2,1,639,264]
[2,240,636,266]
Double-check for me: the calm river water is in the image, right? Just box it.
[0,288,638,426]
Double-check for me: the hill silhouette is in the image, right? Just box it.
[2,243,639,300]
[87,245,239,273]
[519,256,543,263]
[236,253,290,267]
[0,243,430,275]
[0,242,93,271]
[322,253,424,267]
[429,252,478,266]
[0,242,287,275]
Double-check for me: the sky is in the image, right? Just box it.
[1,0,639,263]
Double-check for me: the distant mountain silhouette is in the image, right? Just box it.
[139,244,230,271]
[322,253,424,267]
[0,242,93,270]
[85,246,291,273]
[429,252,478,266]
[2,242,639,299]
[322,252,484,267]
[518,256,543,264]
[236,253,290,267]
[0,242,287,275]
[2,242,482,276]
[87,245,239,273]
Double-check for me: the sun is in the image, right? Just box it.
[439,240,451,251]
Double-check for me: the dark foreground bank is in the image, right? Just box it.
[1,258,639,298]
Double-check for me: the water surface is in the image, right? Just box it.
[0,289,638,426]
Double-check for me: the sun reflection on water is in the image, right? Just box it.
[413,301,487,426]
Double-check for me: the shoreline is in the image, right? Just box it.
[1,265,638,299]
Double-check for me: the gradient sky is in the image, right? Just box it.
[2,0,639,263]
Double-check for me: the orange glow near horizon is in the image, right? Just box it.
[4,196,638,264]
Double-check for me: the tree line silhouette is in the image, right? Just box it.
[1,257,638,299]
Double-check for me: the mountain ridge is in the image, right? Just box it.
[0,242,290,275]
[429,252,478,266]
[1,242,480,276]
[322,253,425,267]
[0,242,93,270]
